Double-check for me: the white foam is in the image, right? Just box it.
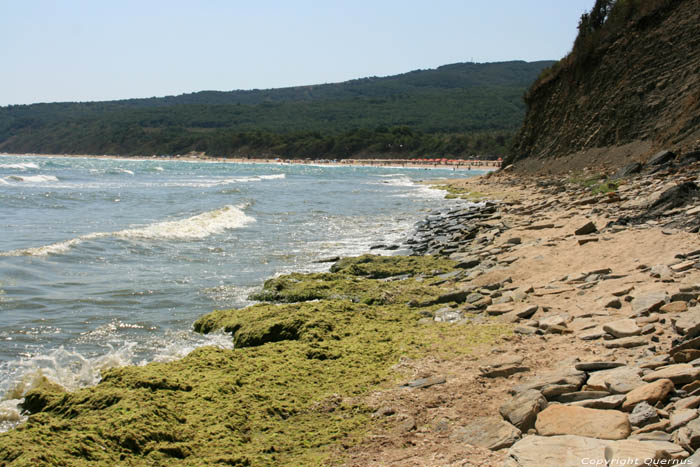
[258,174,285,180]
[6,174,58,183]
[0,162,39,170]
[153,166,164,172]
[114,205,254,240]
[0,331,234,432]
[110,168,134,175]
[0,205,255,256]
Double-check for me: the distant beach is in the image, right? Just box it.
[0,152,500,171]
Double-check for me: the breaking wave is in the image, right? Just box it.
[0,205,255,256]
[5,175,59,183]
[0,163,39,170]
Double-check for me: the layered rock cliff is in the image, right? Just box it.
[507,0,700,170]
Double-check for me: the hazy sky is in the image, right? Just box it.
[1,0,593,106]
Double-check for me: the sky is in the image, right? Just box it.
[1,0,594,106]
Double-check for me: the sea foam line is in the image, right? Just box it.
[0,205,255,257]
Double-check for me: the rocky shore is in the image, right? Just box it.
[2,148,700,465]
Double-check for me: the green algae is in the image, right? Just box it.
[0,255,510,466]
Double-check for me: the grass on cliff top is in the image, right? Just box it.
[0,255,510,466]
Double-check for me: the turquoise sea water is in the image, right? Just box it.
[0,154,479,428]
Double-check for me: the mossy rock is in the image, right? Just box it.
[1,260,510,465]
[329,254,456,279]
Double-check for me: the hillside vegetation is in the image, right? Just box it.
[0,61,553,159]
[508,0,700,167]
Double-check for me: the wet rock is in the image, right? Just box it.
[450,417,521,451]
[535,405,631,439]
[622,379,674,411]
[499,389,547,432]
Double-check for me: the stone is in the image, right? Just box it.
[642,364,700,385]
[504,435,687,467]
[579,328,607,340]
[479,355,529,378]
[631,292,668,316]
[648,149,675,166]
[603,319,641,338]
[525,222,554,230]
[433,307,463,323]
[673,308,700,337]
[674,395,700,411]
[631,420,670,435]
[514,305,538,319]
[571,394,626,409]
[612,286,634,297]
[578,236,599,246]
[668,409,698,431]
[554,391,610,403]
[603,335,648,349]
[402,375,446,389]
[586,366,644,394]
[575,221,597,236]
[535,405,630,439]
[628,402,659,428]
[681,418,700,450]
[499,389,547,432]
[670,336,700,358]
[605,298,622,309]
[575,361,625,372]
[629,431,672,442]
[512,371,586,399]
[397,415,416,433]
[661,302,689,313]
[485,303,515,316]
[538,315,566,329]
[372,406,396,418]
[514,325,539,335]
[622,379,674,411]
[450,417,520,450]
[671,261,696,273]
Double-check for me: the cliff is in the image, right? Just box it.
[507,0,700,171]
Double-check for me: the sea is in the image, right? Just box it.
[0,154,481,430]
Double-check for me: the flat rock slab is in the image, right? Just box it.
[603,319,641,338]
[670,336,700,357]
[575,221,597,236]
[603,335,648,349]
[401,375,446,389]
[535,405,630,439]
[586,366,644,394]
[673,309,700,337]
[668,408,698,431]
[631,292,668,316]
[512,371,586,399]
[622,379,674,411]
[575,361,625,372]
[499,389,547,431]
[485,303,515,316]
[504,435,687,467]
[450,417,520,451]
[642,364,700,385]
[479,355,529,378]
[571,394,626,410]
[554,391,610,403]
[662,301,689,313]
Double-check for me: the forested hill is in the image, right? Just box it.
[0,60,554,159]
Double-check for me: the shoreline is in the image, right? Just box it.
[0,152,499,172]
[3,156,700,465]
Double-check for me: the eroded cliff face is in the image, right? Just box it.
[507,0,700,169]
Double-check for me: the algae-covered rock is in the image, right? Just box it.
[2,297,510,465]
[1,255,510,465]
[329,254,456,279]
